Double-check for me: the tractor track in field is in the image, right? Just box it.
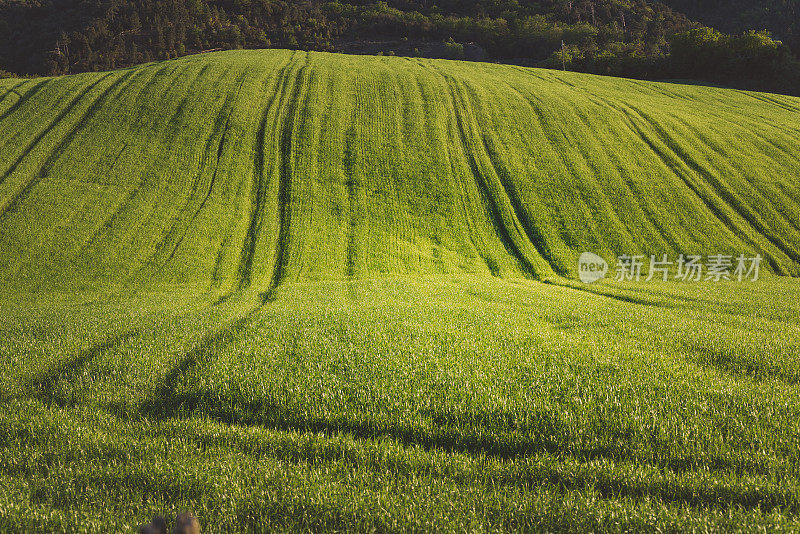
[208,160,251,290]
[630,104,800,267]
[140,304,264,419]
[734,90,800,114]
[587,92,776,261]
[559,87,681,253]
[27,292,249,410]
[0,82,37,118]
[159,69,249,269]
[5,61,188,259]
[499,80,647,257]
[566,93,686,254]
[611,100,800,274]
[108,141,129,170]
[238,51,311,302]
[409,60,488,274]
[501,82,669,258]
[441,73,550,280]
[739,120,800,169]
[670,113,800,239]
[759,120,800,147]
[0,84,21,106]
[0,78,50,125]
[261,54,312,301]
[72,63,206,262]
[128,64,233,272]
[208,55,296,291]
[414,59,508,276]
[2,52,800,289]
[98,63,209,276]
[437,75,503,277]
[342,104,363,300]
[480,131,565,277]
[0,70,140,222]
[621,108,785,272]
[541,278,669,307]
[0,75,112,186]
[27,327,144,407]
[344,123,359,280]
[341,71,366,286]
[236,53,301,293]
[515,74,800,268]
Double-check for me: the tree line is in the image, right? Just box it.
[0,0,797,95]
[659,0,799,54]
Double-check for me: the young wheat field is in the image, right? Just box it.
[1,49,800,531]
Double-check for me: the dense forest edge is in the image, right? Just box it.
[0,0,798,95]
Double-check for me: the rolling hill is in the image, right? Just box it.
[2,50,800,531]
[1,49,800,296]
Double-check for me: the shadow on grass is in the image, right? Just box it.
[139,309,261,417]
[26,328,142,406]
[131,385,800,515]
[542,278,667,307]
[690,344,800,385]
[121,293,800,515]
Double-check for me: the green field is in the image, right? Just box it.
[1,49,800,531]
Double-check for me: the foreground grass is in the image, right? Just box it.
[1,276,799,531]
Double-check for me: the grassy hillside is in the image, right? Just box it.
[2,50,800,531]
[2,49,800,296]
